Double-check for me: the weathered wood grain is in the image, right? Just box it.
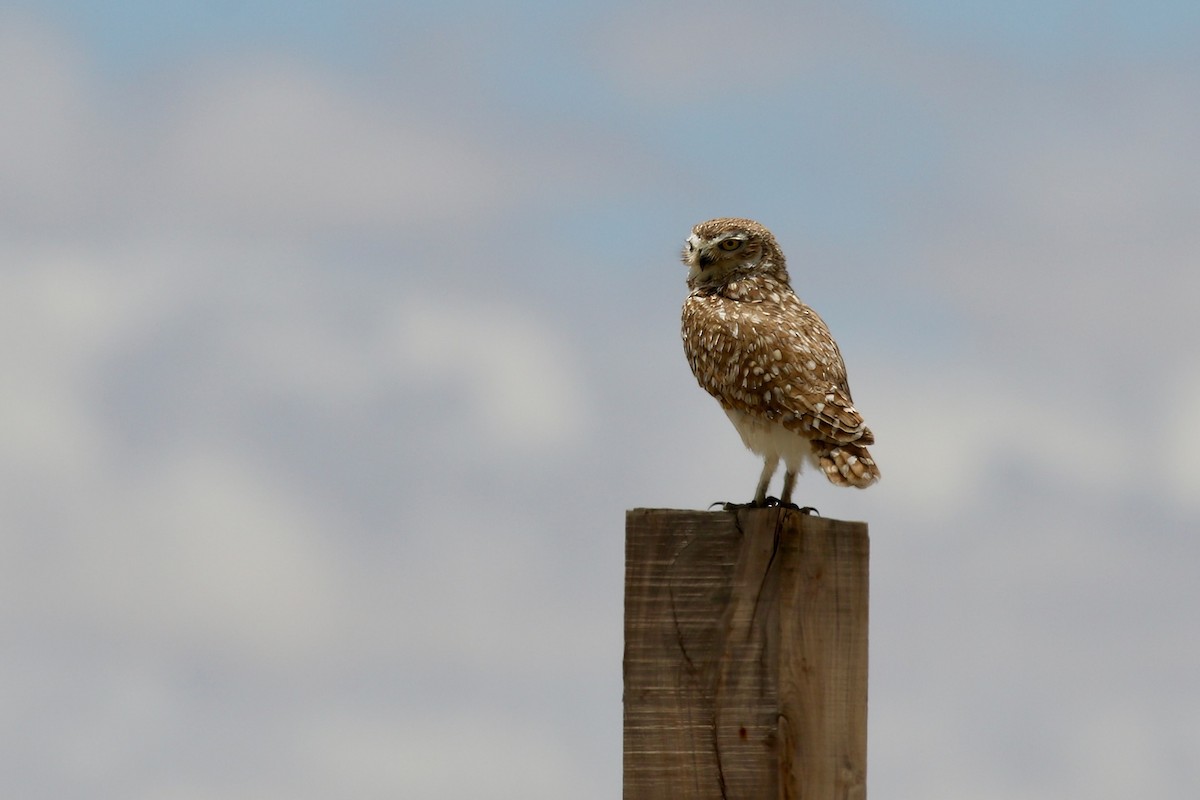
[624,508,868,800]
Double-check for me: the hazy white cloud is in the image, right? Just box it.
[863,360,1131,517]
[0,246,348,660]
[591,1,897,103]
[0,17,585,239]
[299,712,590,800]
[68,445,345,660]
[0,17,104,221]
[151,61,511,233]
[921,70,1200,367]
[1064,700,1189,799]
[0,243,174,482]
[392,297,592,454]
[1164,365,1200,510]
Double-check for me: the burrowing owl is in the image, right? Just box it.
[681,217,880,507]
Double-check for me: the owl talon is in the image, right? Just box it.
[710,499,819,515]
[712,500,766,511]
[769,497,820,515]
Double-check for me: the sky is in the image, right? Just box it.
[2,1,1199,798]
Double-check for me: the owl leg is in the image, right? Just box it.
[780,469,796,505]
[752,454,779,507]
[777,469,819,515]
[719,455,802,510]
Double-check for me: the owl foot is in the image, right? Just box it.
[766,497,820,515]
[710,498,819,515]
[711,500,754,510]
[710,500,766,511]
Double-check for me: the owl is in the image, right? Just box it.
[681,217,879,508]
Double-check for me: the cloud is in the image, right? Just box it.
[151,61,512,234]
[1164,365,1200,510]
[0,16,112,227]
[590,1,897,104]
[0,244,347,662]
[0,17,537,239]
[70,446,346,660]
[861,360,1129,516]
[0,12,668,244]
[914,64,1200,365]
[298,712,592,800]
[391,296,592,455]
[0,243,171,482]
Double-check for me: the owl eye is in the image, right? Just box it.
[718,239,743,252]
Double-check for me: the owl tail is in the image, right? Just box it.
[813,441,880,488]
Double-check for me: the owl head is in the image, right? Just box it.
[682,217,789,289]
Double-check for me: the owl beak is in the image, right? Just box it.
[697,249,716,269]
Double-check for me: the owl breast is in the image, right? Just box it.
[682,276,867,441]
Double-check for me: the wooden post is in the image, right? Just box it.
[623,508,868,800]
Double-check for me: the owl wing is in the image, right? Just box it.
[682,291,873,446]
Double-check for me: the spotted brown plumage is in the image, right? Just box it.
[680,217,879,506]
